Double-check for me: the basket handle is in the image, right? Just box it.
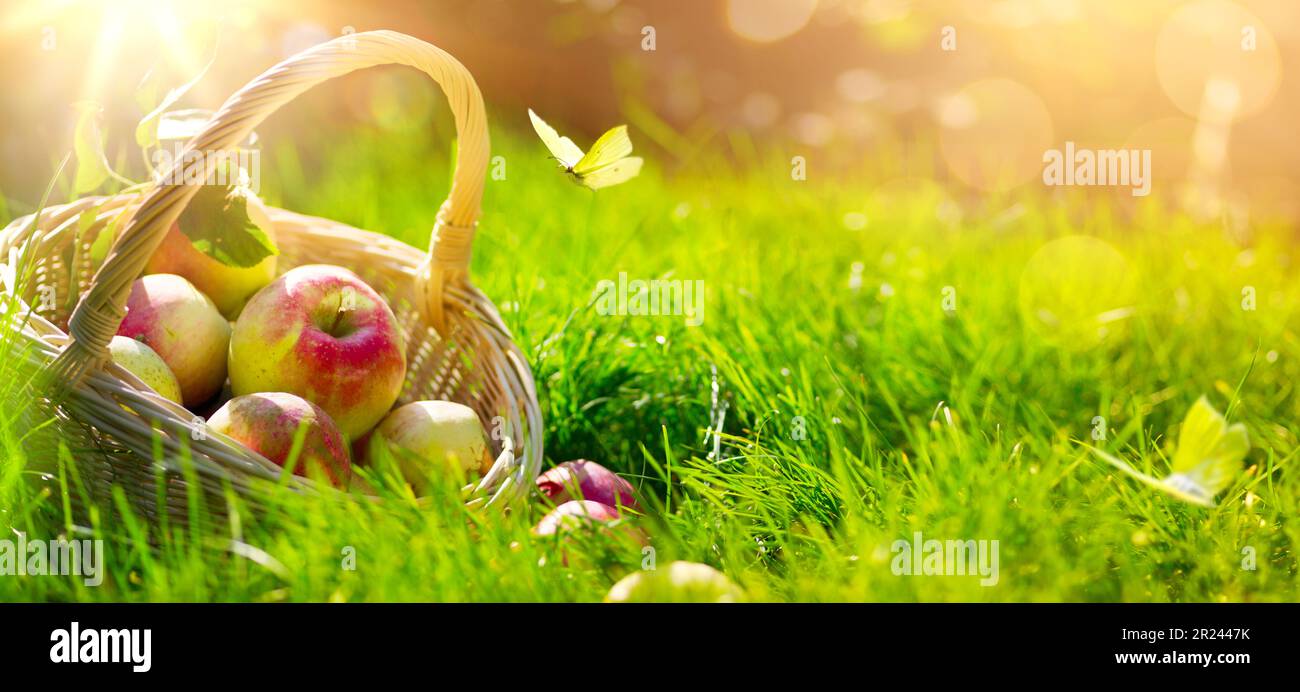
[49,30,489,388]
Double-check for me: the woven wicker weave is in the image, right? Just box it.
[0,30,542,519]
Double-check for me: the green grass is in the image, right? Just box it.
[2,107,1297,602]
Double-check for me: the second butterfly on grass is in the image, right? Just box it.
[529,109,642,190]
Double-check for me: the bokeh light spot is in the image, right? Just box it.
[741,92,781,129]
[835,68,884,103]
[937,79,1054,192]
[727,0,818,43]
[1019,236,1138,350]
[1155,0,1280,122]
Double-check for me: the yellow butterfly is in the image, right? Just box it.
[528,109,643,190]
[1088,396,1248,507]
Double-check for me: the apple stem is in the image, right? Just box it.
[328,294,349,335]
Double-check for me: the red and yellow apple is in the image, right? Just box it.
[107,335,182,404]
[532,500,648,568]
[533,500,624,536]
[144,194,277,318]
[228,264,406,439]
[367,400,491,491]
[117,273,230,407]
[207,392,350,488]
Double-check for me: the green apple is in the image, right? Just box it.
[116,274,230,407]
[604,561,744,603]
[107,335,182,404]
[228,265,405,439]
[367,400,491,491]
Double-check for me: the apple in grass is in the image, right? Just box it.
[604,561,745,603]
[537,460,639,512]
[107,335,182,404]
[367,400,493,492]
[116,274,230,407]
[533,500,649,566]
[144,176,278,319]
[533,500,624,536]
[228,265,406,439]
[207,392,350,488]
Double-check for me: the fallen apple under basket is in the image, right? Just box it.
[0,30,543,521]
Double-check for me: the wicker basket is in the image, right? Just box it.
[0,30,542,520]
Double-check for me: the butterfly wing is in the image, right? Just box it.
[579,157,643,190]
[1087,445,1217,507]
[1167,396,1248,500]
[574,125,634,176]
[529,109,585,170]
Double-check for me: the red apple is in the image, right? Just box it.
[207,392,350,488]
[536,460,639,512]
[533,500,648,552]
[228,265,406,439]
[532,501,649,568]
[533,500,623,536]
[144,194,277,318]
[117,274,230,407]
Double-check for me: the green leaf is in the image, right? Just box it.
[135,50,217,151]
[177,183,278,268]
[135,67,160,116]
[88,204,131,265]
[156,108,216,144]
[87,221,115,265]
[65,208,100,315]
[73,102,111,194]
